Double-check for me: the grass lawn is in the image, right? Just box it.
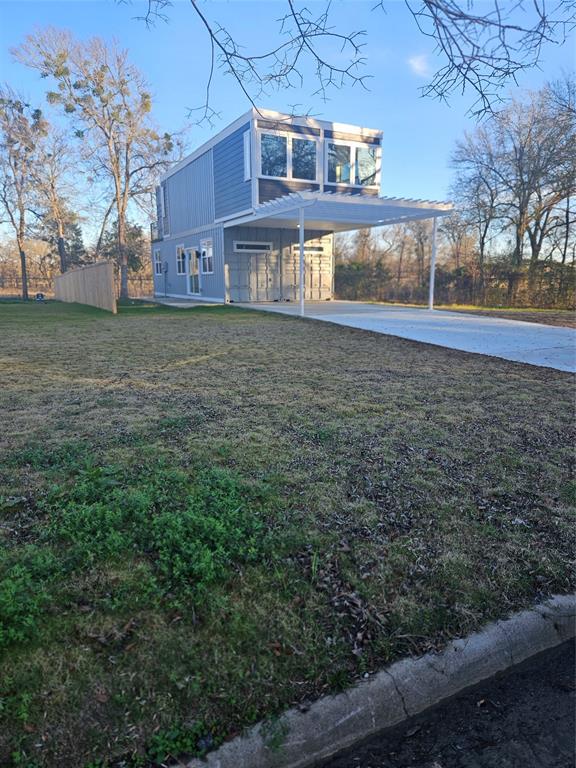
[0,301,574,768]
[438,306,576,328]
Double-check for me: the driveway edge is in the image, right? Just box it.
[186,594,575,768]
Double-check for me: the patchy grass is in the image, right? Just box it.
[0,301,574,767]
[363,300,575,328]
[439,306,576,328]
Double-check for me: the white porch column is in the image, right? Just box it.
[428,216,438,310]
[299,206,305,317]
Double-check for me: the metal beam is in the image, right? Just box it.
[428,216,438,310]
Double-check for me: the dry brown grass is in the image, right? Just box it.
[0,300,574,768]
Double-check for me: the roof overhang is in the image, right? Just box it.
[222,191,453,233]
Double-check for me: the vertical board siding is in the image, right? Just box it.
[213,123,253,219]
[163,151,215,235]
[152,226,225,301]
[54,262,117,313]
[155,187,164,238]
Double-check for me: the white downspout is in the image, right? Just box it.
[299,206,305,317]
[428,216,438,311]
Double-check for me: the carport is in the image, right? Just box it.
[224,191,453,314]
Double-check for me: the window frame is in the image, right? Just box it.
[153,249,162,276]
[233,241,273,253]
[176,244,187,275]
[200,238,214,274]
[243,130,251,182]
[257,129,319,183]
[325,139,380,189]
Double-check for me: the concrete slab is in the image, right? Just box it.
[242,301,576,373]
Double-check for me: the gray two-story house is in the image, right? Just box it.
[151,108,451,309]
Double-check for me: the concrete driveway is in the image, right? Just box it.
[244,301,576,372]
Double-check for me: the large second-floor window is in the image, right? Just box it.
[327,143,352,184]
[355,146,378,186]
[260,132,318,181]
[327,142,379,187]
[261,134,287,178]
[292,138,316,180]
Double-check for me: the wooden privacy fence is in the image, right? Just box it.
[54,261,117,313]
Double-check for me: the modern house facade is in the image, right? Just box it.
[151,108,452,309]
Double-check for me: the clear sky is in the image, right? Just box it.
[0,0,574,203]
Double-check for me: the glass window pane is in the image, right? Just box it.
[261,134,287,177]
[327,143,351,184]
[292,138,316,180]
[355,146,378,186]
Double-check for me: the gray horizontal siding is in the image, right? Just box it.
[259,178,319,204]
[163,151,215,235]
[213,123,252,219]
[151,225,225,301]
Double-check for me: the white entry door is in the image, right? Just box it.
[186,248,201,295]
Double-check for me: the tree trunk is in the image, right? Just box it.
[19,246,29,301]
[57,234,67,273]
[118,215,129,300]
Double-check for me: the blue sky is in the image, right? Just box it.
[0,0,574,203]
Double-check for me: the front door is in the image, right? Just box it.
[186,248,200,295]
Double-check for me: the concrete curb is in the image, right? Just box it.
[186,594,575,768]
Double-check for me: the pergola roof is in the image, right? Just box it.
[223,191,452,232]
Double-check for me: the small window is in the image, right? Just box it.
[355,146,377,186]
[154,249,162,275]
[292,138,316,180]
[261,134,287,178]
[243,130,251,181]
[233,241,273,253]
[200,239,214,274]
[176,246,186,275]
[327,143,351,184]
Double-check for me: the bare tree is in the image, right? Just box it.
[0,87,48,300]
[142,0,575,118]
[30,128,80,272]
[15,29,183,298]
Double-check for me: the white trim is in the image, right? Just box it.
[222,191,452,230]
[159,110,254,182]
[162,224,221,240]
[214,208,254,225]
[257,128,320,183]
[243,130,251,182]
[153,248,162,275]
[325,138,381,190]
[176,244,186,275]
[159,186,165,218]
[253,107,382,139]
[200,238,214,274]
[233,240,273,253]
[185,246,201,295]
